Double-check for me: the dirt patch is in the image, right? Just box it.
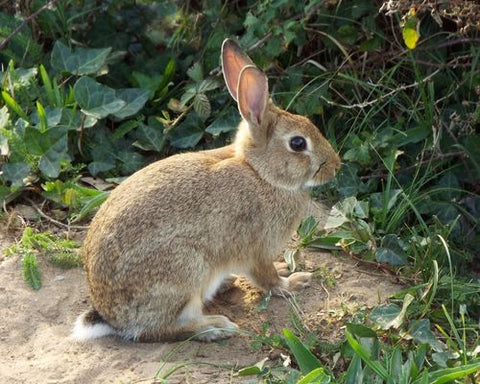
[0,205,402,383]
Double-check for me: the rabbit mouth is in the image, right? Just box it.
[312,160,327,179]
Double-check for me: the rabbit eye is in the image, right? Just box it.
[289,136,307,152]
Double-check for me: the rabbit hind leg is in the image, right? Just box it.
[175,295,239,342]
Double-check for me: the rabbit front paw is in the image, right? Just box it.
[274,261,292,277]
[287,272,312,291]
[272,272,312,297]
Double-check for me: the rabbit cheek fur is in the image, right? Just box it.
[73,39,340,343]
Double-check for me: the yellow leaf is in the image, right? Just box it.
[62,188,76,206]
[402,27,419,50]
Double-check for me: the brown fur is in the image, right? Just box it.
[77,39,341,342]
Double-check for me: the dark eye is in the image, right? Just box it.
[289,136,307,152]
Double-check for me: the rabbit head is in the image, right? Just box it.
[222,39,341,191]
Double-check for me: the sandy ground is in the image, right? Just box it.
[0,205,402,384]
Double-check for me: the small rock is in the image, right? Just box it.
[14,204,38,220]
[54,275,65,281]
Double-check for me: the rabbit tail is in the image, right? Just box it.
[71,308,115,341]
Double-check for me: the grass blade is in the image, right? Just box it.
[2,91,28,120]
[345,330,389,380]
[283,328,322,375]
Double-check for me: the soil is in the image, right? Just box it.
[0,203,402,383]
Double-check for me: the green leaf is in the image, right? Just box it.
[370,294,413,330]
[414,359,480,384]
[39,64,56,106]
[205,107,240,135]
[344,142,371,166]
[345,331,389,380]
[31,106,62,130]
[193,93,211,121]
[344,354,363,384]
[370,304,401,329]
[169,113,204,149]
[296,368,332,384]
[180,86,197,108]
[187,62,203,82]
[305,236,342,251]
[2,162,31,186]
[51,41,111,75]
[22,253,42,290]
[353,200,369,219]
[346,323,377,338]
[197,78,220,93]
[376,234,407,266]
[408,319,444,353]
[283,329,322,375]
[24,126,50,155]
[39,135,68,178]
[324,196,357,229]
[133,122,165,152]
[237,357,268,377]
[112,88,150,119]
[132,71,163,98]
[88,161,115,176]
[73,77,126,119]
[370,189,402,213]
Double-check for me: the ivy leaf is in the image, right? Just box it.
[39,135,68,178]
[30,106,63,130]
[408,319,444,352]
[51,41,111,75]
[370,304,402,329]
[169,113,204,148]
[133,121,165,152]
[88,161,115,176]
[375,234,407,266]
[324,196,357,229]
[112,88,150,119]
[370,294,414,330]
[24,126,51,155]
[1,162,31,186]
[73,77,126,119]
[193,93,211,121]
[205,107,240,135]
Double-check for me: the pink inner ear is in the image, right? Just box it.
[237,66,268,126]
[222,39,254,101]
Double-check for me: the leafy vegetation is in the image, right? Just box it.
[5,226,81,289]
[1,0,479,382]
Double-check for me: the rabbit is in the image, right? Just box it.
[72,38,341,342]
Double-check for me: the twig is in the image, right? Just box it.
[247,32,272,52]
[24,198,89,231]
[320,68,441,109]
[0,0,57,51]
[163,103,193,134]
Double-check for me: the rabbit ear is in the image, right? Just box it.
[237,65,269,127]
[221,39,254,101]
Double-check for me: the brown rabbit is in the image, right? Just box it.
[73,39,341,342]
